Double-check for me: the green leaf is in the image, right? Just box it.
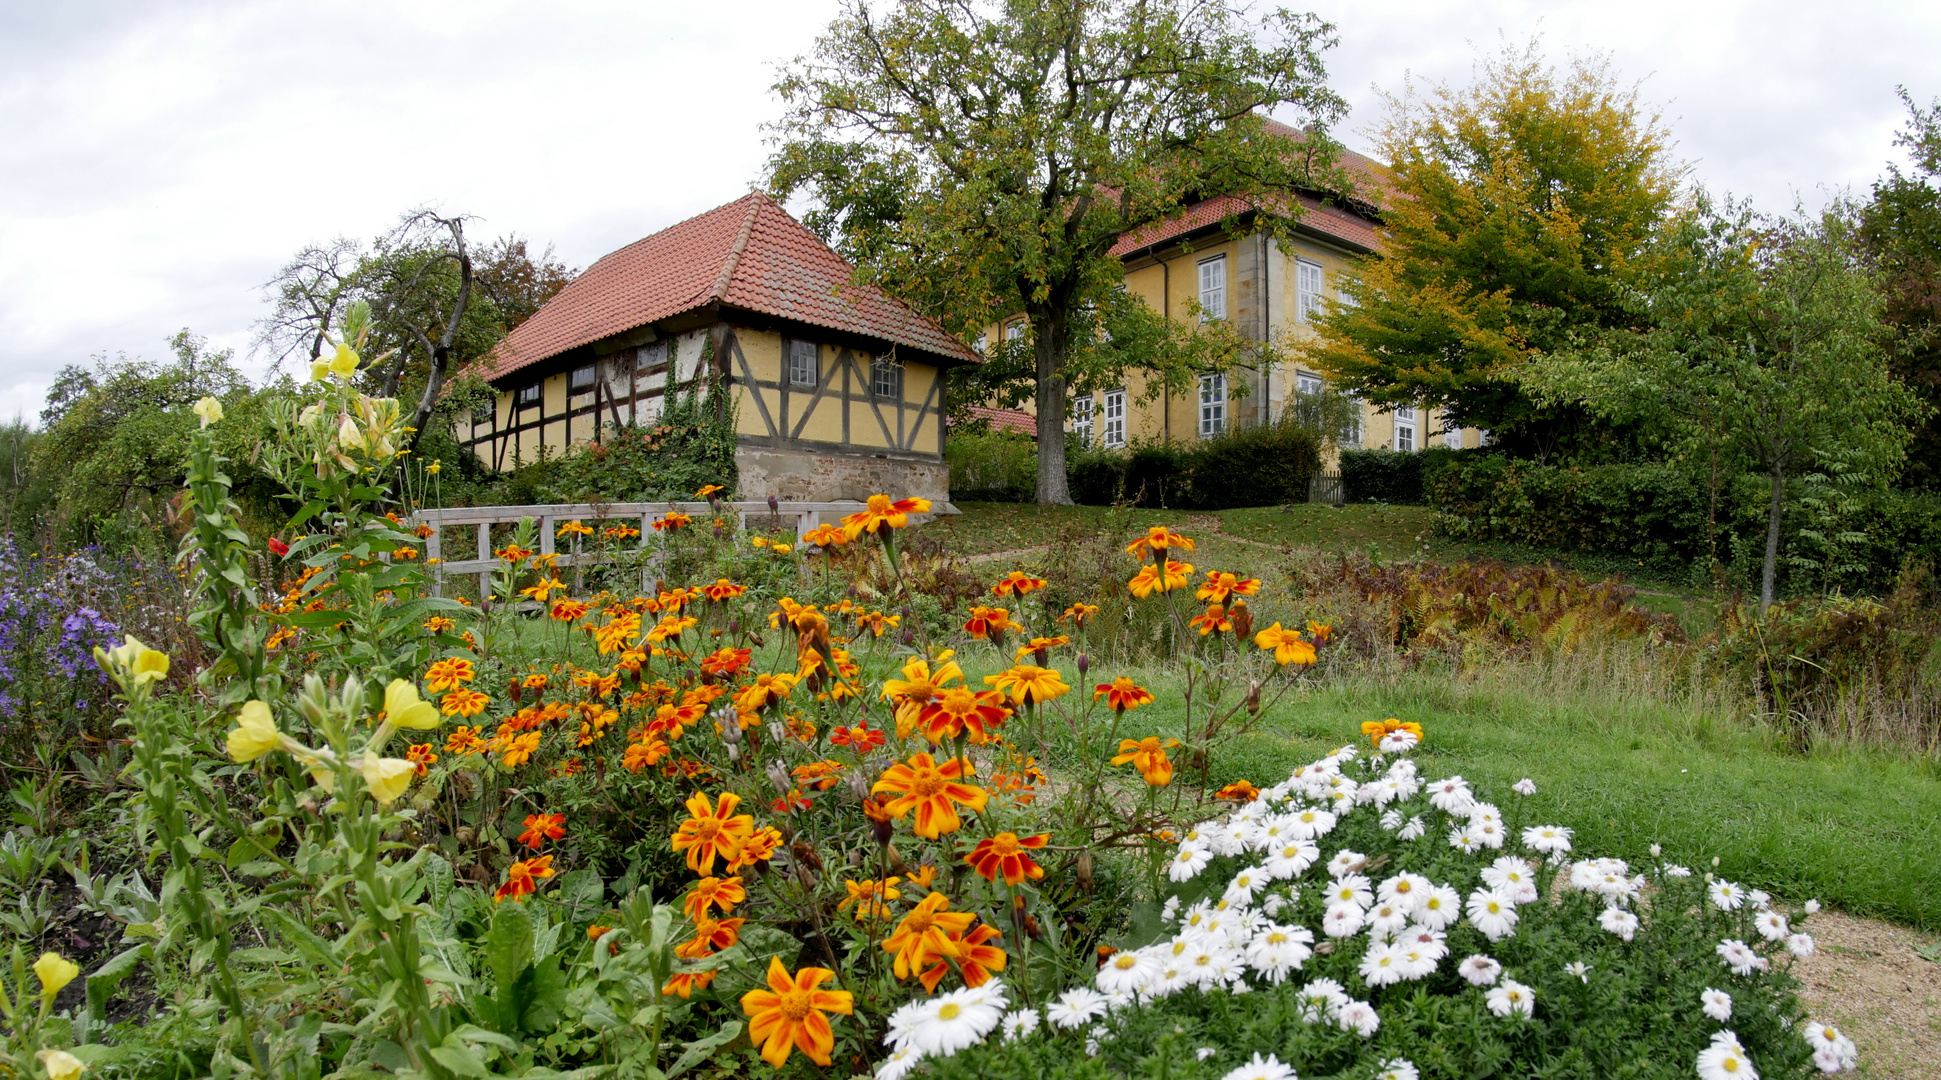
[665,1020,742,1079]
[428,1045,490,1077]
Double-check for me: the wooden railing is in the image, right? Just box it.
[411,501,927,600]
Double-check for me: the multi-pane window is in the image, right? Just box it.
[1394,405,1416,453]
[1296,371,1323,397]
[515,383,542,407]
[1443,422,1464,449]
[471,403,493,425]
[1006,320,1027,343]
[871,356,901,399]
[789,340,819,387]
[1199,373,1226,437]
[1071,394,1094,448]
[1102,389,1127,448]
[1343,395,1364,447]
[1198,256,1226,322]
[636,342,667,372]
[1296,259,1325,324]
[570,365,597,393]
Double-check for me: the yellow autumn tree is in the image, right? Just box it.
[1302,42,1684,451]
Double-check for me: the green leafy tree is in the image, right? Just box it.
[1525,202,1923,608]
[769,0,1348,504]
[1855,88,1941,489]
[1302,42,1682,456]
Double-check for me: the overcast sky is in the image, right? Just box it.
[2,0,1936,423]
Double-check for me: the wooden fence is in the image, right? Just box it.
[411,500,923,600]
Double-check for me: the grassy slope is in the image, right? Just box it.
[1116,666,1941,931]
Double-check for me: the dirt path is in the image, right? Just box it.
[1792,911,1941,1078]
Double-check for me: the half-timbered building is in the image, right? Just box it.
[459,192,980,504]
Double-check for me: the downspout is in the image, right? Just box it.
[1161,254,1171,443]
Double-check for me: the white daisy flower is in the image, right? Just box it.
[1379,872,1432,910]
[1327,873,1374,909]
[1147,962,1189,998]
[1512,778,1536,796]
[1322,901,1367,938]
[1169,845,1213,882]
[1001,1008,1040,1042]
[1360,941,1407,987]
[1046,987,1108,1029]
[1465,889,1520,941]
[1754,911,1790,942]
[1481,857,1539,905]
[1197,1047,1218,1062]
[1787,933,1816,958]
[906,983,1006,1056]
[884,997,939,1051]
[1748,889,1771,910]
[1428,776,1474,813]
[1695,1031,1758,1080]
[1377,1059,1419,1080]
[1378,729,1419,754]
[1295,977,1348,1022]
[1084,1023,1105,1056]
[1326,849,1367,877]
[1710,880,1746,911]
[1095,949,1160,995]
[1183,941,1237,987]
[1261,891,1289,917]
[1701,988,1733,1021]
[1266,839,1321,880]
[1598,906,1640,942]
[1485,979,1536,1018]
[1521,824,1572,853]
[1220,1051,1296,1080]
[1395,944,1438,980]
[1804,899,1821,915]
[1564,961,1592,983]
[1398,924,1449,961]
[1224,866,1270,907]
[1811,1047,1845,1074]
[1337,999,1381,1036]
[1458,954,1502,986]
[1663,864,1693,878]
[1289,807,1338,839]
[1716,939,1759,976]
[1802,1021,1857,1070]
[1161,894,1182,922]
[1379,808,1406,831]
[1366,900,1411,936]
[875,1045,924,1080]
[1449,828,1482,855]
[1417,885,1462,930]
[1397,816,1427,841]
[1246,923,1314,982]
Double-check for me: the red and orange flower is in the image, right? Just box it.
[1093,677,1154,712]
[739,958,854,1068]
[494,854,555,903]
[991,570,1047,597]
[670,791,755,875]
[872,753,989,839]
[840,494,931,539]
[517,812,566,849]
[964,831,1049,885]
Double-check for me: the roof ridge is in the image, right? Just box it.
[707,192,765,304]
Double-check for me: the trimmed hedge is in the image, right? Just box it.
[1337,446,1466,504]
[947,425,1038,502]
[1064,419,1321,509]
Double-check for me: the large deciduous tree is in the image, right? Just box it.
[769,0,1348,504]
[1855,88,1941,490]
[1301,43,1682,458]
[1524,202,1922,609]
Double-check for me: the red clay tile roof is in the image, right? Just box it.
[1109,121,1390,259]
[962,405,1037,436]
[477,192,980,383]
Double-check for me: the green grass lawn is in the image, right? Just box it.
[1108,665,1941,931]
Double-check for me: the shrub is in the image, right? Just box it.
[1067,446,1130,505]
[1186,418,1321,510]
[948,425,1039,502]
[1339,447,1465,504]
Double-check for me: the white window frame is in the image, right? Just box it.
[1070,394,1094,448]
[1198,256,1226,322]
[788,340,819,388]
[1102,389,1127,448]
[515,383,542,408]
[1296,259,1325,324]
[1295,370,1323,398]
[1199,372,1226,437]
[871,356,901,399]
[1443,422,1464,450]
[1005,320,1027,342]
[569,364,597,393]
[1343,394,1364,447]
[1394,405,1416,453]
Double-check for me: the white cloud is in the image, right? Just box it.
[2,0,1937,423]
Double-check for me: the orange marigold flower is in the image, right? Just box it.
[728,826,783,872]
[523,673,549,689]
[493,854,555,903]
[965,832,1049,886]
[1215,780,1261,802]
[670,791,755,875]
[991,570,1047,597]
[1308,620,1333,643]
[1188,603,1233,637]
[739,957,854,1068]
[661,969,716,999]
[801,523,848,549]
[961,605,1022,641]
[829,722,887,752]
[445,726,484,754]
[770,788,810,814]
[659,587,696,611]
[587,924,611,941]
[652,511,693,531]
[549,600,589,622]
[424,657,475,692]
[1360,717,1424,747]
[495,543,534,562]
[983,664,1070,707]
[696,483,725,498]
[683,875,748,920]
[622,735,671,773]
[391,547,419,560]
[499,731,542,767]
[1058,602,1101,627]
[441,688,490,717]
[519,576,567,603]
[1112,736,1180,787]
[881,892,974,981]
[603,524,641,540]
[916,687,1011,745]
[1127,560,1194,598]
[645,615,697,643]
[872,753,988,839]
[1254,622,1317,666]
[517,812,566,849]
[839,877,902,920]
[675,915,745,959]
[702,578,746,602]
[1094,677,1154,712]
[589,611,641,655]
[405,743,438,776]
[1196,571,1261,604]
[1126,526,1195,560]
[792,759,846,791]
[854,609,900,637]
[920,923,1008,994]
[556,520,595,538]
[422,615,456,634]
[841,493,931,539]
[701,647,752,677]
[734,672,797,713]
[906,865,938,891]
[1013,635,1070,662]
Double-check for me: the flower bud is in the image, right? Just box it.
[1229,600,1253,640]
[727,619,740,635]
[1245,680,1262,715]
[768,494,780,512]
[725,744,740,763]
[509,677,524,706]
[901,629,916,647]
[766,760,792,794]
[1076,850,1094,894]
[1076,652,1090,676]
[845,770,872,803]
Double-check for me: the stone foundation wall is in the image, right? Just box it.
[735,445,953,508]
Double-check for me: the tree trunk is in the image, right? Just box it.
[1033,306,1073,505]
[1760,463,1785,611]
[405,218,473,456]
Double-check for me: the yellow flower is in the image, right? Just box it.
[191,396,223,428]
[226,700,282,762]
[427,460,442,476]
[39,1050,84,1080]
[33,952,79,999]
[328,341,360,378]
[96,634,170,685]
[359,754,416,805]
[1253,623,1317,666]
[337,415,366,450]
[309,359,331,383]
[983,665,1071,707]
[383,679,442,730]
